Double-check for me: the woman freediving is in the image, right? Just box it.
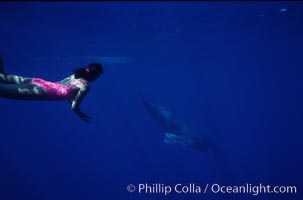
[0,56,103,123]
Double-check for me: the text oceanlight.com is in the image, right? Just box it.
[126,183,297,196]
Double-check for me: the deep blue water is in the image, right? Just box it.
[0,2,302,200]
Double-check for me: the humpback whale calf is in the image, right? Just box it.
[141,94,218,155]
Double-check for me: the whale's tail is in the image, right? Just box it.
[140,91,157,115]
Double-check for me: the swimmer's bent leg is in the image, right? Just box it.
[0,73,33,84]
[0,83,48,100]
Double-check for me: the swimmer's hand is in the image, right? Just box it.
[73,107,91,123]
[71,97,91,123]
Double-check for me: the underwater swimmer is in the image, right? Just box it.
[0,56,103,123]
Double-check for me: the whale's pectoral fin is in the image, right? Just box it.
[163,138,175,144]
[164,132,192,146]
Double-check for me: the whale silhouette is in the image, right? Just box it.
[141,94,218,155]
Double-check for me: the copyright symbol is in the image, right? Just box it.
[127,184,136,193]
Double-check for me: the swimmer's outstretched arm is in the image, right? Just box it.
[71,84,91,123]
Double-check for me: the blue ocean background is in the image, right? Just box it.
[0,2,302,200]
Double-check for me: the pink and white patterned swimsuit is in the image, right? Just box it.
[30,78,87,100]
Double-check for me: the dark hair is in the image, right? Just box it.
[74,63,103,82]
